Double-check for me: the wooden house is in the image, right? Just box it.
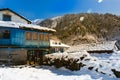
[0,8,56,65]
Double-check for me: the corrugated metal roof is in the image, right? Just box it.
[0,21,56,32]
[67,41,117,53]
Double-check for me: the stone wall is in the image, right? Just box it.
[43,53,86,71]
[0,49,27,65]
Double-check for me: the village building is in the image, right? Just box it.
[0,8,31,24]
[67,41,119,54]
[50,39,70,53]
[0,8,56,65]
[87,41,119,53]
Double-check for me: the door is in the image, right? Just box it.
[37,50,43,65]
[27,50,44,65]
[27,50,36,65]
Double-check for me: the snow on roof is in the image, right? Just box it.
[50,39,70,48]
[67,41,117,53]
[0,21,56,32]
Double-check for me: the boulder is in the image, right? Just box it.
[111,69,120,78]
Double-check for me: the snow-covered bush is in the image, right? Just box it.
[43,51,93,70]
[43,51,120,78]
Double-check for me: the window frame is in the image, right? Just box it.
[44,34,49,41]
[39,33,44,41]
[33,32,38,40]
[0,29,10,39]
[2,14,11,21]
[26,32,32,40]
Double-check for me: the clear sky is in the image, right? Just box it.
[0,0,120,20]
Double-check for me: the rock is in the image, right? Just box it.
[69,62,80,71]
[79,63,86,67]
[43,54,87,71]
[111,69,120,78]
[88,67,94,70]
[54,59,63,68]
[95,68,98,72]
[80,56,84,60]
[84,58,90,61]
[100,71,106,74]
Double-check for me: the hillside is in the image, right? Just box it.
[37,13,120,45]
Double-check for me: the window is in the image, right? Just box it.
[59,42,61,45]
[33,32,38,40]
[45,34,49,41]
[55,42,57,45]
[52,42,55,44]
[39,34,44,41]
[0,29,10,39]
[26,32,32,40]
[2,14,11,21]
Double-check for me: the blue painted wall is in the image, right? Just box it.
[0,27,50,48]
[11,28,25,46]
[0,39,11,45]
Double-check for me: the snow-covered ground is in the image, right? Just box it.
[43,50,120,79]
[1,43,120,80]
[0,65,119,80]
[0,51,120,80]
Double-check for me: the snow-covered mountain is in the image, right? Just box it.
[32,16,62,28]
[34,13,120,45]
[51,16,62,20]
[32,19,44,25]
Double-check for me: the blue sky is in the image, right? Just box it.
[0,0,120,20]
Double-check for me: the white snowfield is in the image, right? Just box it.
[0,51,120,80]
[66,41,116,53]
[44,50,120,80]
[0,42,120,80]
[0,66,118,80]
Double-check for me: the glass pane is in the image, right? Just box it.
[45,34,49,41]
[3,14,11,21]
[26,32,32,40]
[39,34,44,41]
[0,29,10,39]
[33,32,38,40]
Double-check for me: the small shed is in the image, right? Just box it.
[67,41,119,54]
[87,41,118,53]
[50,39,70,53]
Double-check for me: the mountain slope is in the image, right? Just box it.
[37,13,120,45]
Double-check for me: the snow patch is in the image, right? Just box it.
[32,19,44,24]
[80,17,84,22]
[51,16,62,20]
